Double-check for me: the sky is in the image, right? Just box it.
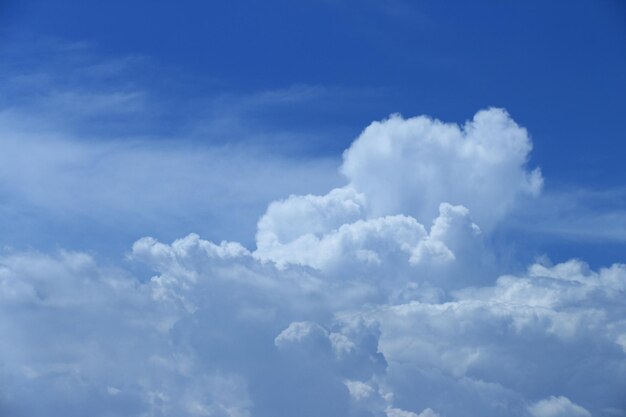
[0,1,625,417]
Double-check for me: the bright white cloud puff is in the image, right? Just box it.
[528,396,592,417]
[0,109,623,417]
[341,108,543,230]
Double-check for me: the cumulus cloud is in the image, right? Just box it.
[528,396,592,417]
[363,258,626,416]
[341,108,542,230]
[254,108,536,283]
[1,109,624,417]
[386,408,441,417]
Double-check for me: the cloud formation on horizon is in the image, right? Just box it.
[1,108,624,417]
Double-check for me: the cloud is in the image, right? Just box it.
[364,258,626,416]
[0,40,349,253]
[341,108,542,230]
[1,109,625,417]
[528,396,592,417]
[5,237,623,416]
[256,197,489,294]
[386,408,441,417]
[0,112,341,252]
[505,186,626,243]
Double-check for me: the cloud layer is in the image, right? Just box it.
[1,109,624,417]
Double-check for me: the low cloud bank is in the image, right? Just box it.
[1,109,623,417]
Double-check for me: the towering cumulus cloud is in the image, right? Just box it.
[341,108,543,230]
[1,109,624,417]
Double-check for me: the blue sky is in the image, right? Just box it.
[1,0,625,264]
[1,2,626,417]
[3,0,626,167]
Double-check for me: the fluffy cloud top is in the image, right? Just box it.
[1,109,624,417]
[341,108,542,230]
[528,396,592,417]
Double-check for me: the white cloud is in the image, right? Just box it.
[275,321,330,347]
[2,228,624,416]
[341,108,542,231]
[345,379,375,400]
[255,193,490,292]
[1,108,624,417]
[0,43,346,253]
[386,407,441,417]
[0,113,341,250]
[528,396,592,417]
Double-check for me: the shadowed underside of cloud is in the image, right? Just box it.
[1,109,624,417]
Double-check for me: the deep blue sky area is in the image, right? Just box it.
[2,0,625,184]
[0,0,625,265]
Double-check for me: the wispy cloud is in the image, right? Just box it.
[0,41,345,252]
[506,187,626,243]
